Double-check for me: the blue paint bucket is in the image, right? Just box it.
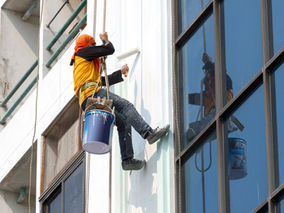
[83,110,115,154]
[228,137,247,180]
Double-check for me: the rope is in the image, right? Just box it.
[28,0,44,212]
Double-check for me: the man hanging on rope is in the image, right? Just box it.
[186,53,234,142]
[70,33,170,170]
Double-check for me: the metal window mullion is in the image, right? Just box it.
[213,0,230,212]
[62,180,65,213]
[175,1,213,48]
[260,0,278,212]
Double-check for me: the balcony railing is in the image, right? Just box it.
[0,60,38,125]
[0,0,87,125]
[46,0,87,68]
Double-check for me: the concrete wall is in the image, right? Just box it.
[0,9,38,121]
[0,190,35,213]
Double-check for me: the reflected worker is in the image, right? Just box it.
[187,53,233,141]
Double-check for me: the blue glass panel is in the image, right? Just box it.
[182,131,218,213]
[277,195,284,212]
[180,15,214,148]
[178,0,210,34]
[224,0,262,98]
[64,163,84,213]
[49,191,61,213]
[225,86,267,213]
[274,63,284,186]
[272,0,284,55]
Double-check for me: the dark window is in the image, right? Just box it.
[48,190,62,213]
[64,163,84,213]
[41,152,85,213]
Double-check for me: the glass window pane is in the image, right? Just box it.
[178,0,210,34]
[224,0,262,100]
[49,191,62,213]
[276,194,284,213]
[182,131,218,213]
[179,15,214,149]
[274,63,284,186]
[272,0,284,55]
[225,85,267,212]
[64,163,84,213]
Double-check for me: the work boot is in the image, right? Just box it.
[186,127,196,142]
[147,124,170,144]
[122,158,146,170]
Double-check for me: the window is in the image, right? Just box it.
[225,86,267,212]
[224,0,262,98]
[179,14,214,149]
[182,131,218,213]
[272,0,284,55]
[178,0,211,34]
[174,0,283,212]
[274,63,284,186]
[40,152,85,213]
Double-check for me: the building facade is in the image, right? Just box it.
[0,0,283,213]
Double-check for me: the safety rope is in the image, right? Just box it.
[28,0,44,212]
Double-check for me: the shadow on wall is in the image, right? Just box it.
[127,80,157,212]
[131,80,152,156]
[128,152,157,213]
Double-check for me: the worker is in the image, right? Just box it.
[70,33,170,170]
[187,53,233,142]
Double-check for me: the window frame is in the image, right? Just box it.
[173,0,284,212]
[39,151,86,213]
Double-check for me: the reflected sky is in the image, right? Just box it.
[226,85,267,213]
[224,0,262,97]
[182,131,218,213]
[64,163,84,213]
[272,0,284,55]
[275,63,284,186]
[178,0,210,34]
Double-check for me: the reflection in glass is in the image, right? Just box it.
[64,163,84,213]
[49,191,61,213]
[225,85,267,213]
[180,15,214,148]
[178,0,210,34]
[274,63,284,186]
[272,0,284,55]
[182,131,218,213]
[224,0,262,98]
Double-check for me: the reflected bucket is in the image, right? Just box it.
[228,137,247,180]
[83,110,115,154]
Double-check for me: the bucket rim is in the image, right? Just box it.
[228,137,246,143]
[85,109,115,116]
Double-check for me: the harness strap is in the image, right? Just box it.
[78,81,100,100]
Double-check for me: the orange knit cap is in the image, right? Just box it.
[70,34,100,67]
